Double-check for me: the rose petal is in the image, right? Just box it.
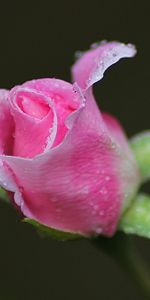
[0,90,139,236]
[72,41,136,89]
[102,112,140,212]
[0,89,14,155]
[9,86,57,158]
[0,90,23,203]
[21,79,80,147]
[102,112,132,155]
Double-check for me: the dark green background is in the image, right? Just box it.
[0,1,150,299]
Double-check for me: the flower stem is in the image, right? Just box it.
[91,233,150,299]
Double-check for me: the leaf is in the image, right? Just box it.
[119,193,150,238]
[24,218,82,241]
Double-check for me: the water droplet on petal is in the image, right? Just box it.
[127,43,134,48]
[75,51,83,59]
[93,204,99,211]
[100,187,107,195]
[111,143,116,149]
[99,211,104,216]
[90,42,99,49]
[51,197,57,202]
[90,201,93,206]
[99,40,107,45]
[90,40,107,49]
[81,187,89,195]
[112,52,117,57]
[96,227,102,234]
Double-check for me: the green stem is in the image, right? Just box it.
[91,233,150,299]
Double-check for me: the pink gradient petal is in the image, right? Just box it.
[72,41,136,90]
[9,79,81,158]
[0,90,14,155]
[21,79,80,147]
[102,112,133,156]
[102,112,140,211]
[0,91,139,236]
[20,95,50,119]
[0,41,139,236]
[9,87,57,158]
[0,90,24,205]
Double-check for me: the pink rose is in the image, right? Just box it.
[0,41,140,236]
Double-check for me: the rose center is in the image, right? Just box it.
[17,95,50,120]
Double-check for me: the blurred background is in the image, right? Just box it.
[0,0,150,299]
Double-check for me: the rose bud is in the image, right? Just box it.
[0,41,140,237]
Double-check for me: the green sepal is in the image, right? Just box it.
[119,193,150,238]
[24,218,82,241]
[130,131,150,183]
[0,187,9,203]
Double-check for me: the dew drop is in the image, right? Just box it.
[99,211,104,216]
[96,227,102,234]
[99,40,107,45]
[75,51,83,59]
[111,143,116,149]
[112,52,117,57]
[81,187,89,195]
[20,199,24,208]
[51,197,57,202]
[127,43,134,48]
[124,192,129,199]
[0,112,4,120]
[90,40,107,49]
[93,204,99,211]
[96,170,100,174]
[54,82,59,88]
[100,187,107,195]
[90,42,99,49]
